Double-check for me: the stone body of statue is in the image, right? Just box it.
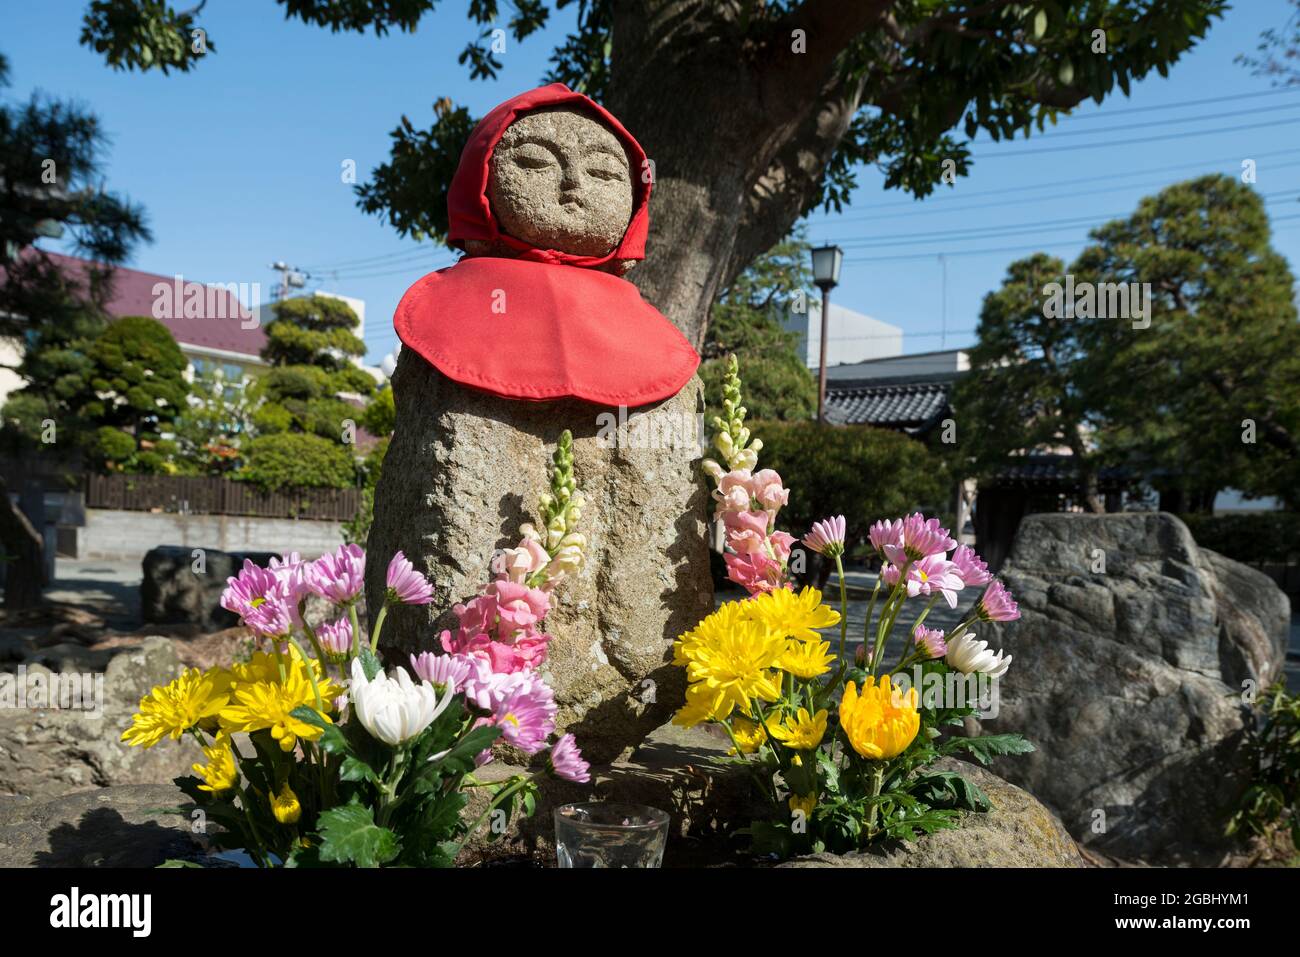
[366,83,713,764]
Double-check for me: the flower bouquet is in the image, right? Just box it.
[676,357,1033,859]
[121,431,591,867]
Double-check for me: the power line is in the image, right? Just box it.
[974,116,1300,159]
[301,244,453,272]
[1012,100,1300,142]
[1039,85,1300,121]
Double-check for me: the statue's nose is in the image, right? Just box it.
[559,163,583,192]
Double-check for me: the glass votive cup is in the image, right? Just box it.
[553,802,670,868]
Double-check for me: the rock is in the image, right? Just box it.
[0,783,204,867]
[368,358,713,764]
[0,637,194,801]
[488,108,634,258]
[780,759,1082,868]
[141,546,279,631]
[972,512,1289,864]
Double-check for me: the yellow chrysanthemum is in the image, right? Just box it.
[743,586,841,641]
[728,716,768,754]
[271,783,301,825]
[672,600,752,667]
[682,617,784,721]
[192,735,239,794]
[789,793,817,818]
[778,638,836,679]
[764,707,828,751]
[121,668,229,749]
[839,676,920,760]
[218,660,338,752]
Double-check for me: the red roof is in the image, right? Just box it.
[40,252,267,359]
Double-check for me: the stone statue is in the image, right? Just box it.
[366,84,712,763]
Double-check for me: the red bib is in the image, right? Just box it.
[395,257,699,406]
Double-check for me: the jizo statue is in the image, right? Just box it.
[369,84,712,765]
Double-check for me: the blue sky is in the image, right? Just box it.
[7,2,1299,365]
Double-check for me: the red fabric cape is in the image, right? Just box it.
[395,257,699,406]
[395,83,699,406]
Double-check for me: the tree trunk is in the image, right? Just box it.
[0,477,46,610]
[609,1,878,347]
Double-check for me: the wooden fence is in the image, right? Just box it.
[84,473,361,521]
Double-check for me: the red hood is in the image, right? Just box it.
[447,82,650,269]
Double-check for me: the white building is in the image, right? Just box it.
[782,301,903,369]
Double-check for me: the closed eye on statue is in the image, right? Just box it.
[512,150,555,170]
[586,167,624,181]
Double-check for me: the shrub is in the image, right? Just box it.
[237,432,357,491]
[757,421,951,559]
[1180,512,1300,565]
[89,425,137,465]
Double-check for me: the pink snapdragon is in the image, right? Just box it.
[749,469,789,510]
[308,544,366,604]
[950,544,992,587]
[976,580,1021,622]
[803,515,846,558]
[549,733,591,783]
[492,538,549,585]
[484,580,550,637]
[440,591,553,674]
[385,550,434,605]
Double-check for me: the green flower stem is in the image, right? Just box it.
[239,784,272,868]
[450,771,543,859]
[369,601,391,653]
[834,552,849,662]
[285,636,324,712]
[301,619,328,674]
[866,764,885,838]
[348,602,362,658]
[863,576,882,654]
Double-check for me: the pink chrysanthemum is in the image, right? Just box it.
[803,515,846,558]
[410,650,475,694]
[221,559,292,638]
[385,550,434,605]
[308,543,366,605]
[882,554,964,607]
[868,518,903,559]
[317,618,353,660]
[549,733,591,783]
[465,669,557,755]
[950,544,992,588]
[884,513,957,564]
[912,625,948,660]
[976,580,1020,622]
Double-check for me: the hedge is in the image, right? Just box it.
[237,432,357,491]
[1180,512,1300,565]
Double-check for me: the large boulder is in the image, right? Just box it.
[973,512,1290,864]
[141,546,279,631]
[367,356,713,764]
[0,637,194,801]
[780,759,1082,868]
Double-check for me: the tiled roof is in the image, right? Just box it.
[36,252,267,359]
[825,375,953,433]
[992,454,1131,489]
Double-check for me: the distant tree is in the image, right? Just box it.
[701,235,817,423]
[956,176,1300,513]
[951,253,1107,513]
[1073,174,1300,511]
[75,1,1227,347]
[253,294,374,441]
[360,383,395,437]
[75,315,190,471]
[238,432,358,491]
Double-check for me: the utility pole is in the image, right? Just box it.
[269,261,307,301]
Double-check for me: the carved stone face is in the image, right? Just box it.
[488,107,634,258]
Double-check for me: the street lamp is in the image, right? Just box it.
[810,244,843,424]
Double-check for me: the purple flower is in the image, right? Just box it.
[221,559,293,639]
[912,625,948,660]
[884,513,957,564]
[548,733,591,783]
[868,519,903,559]
[950,544,991,588]
[410,650,474,694]
[269,552,313,626]
[883,555,964,608]
[976,580,1020,622]
[318,618,353,660]
[386,550,434,605]
[803,515,846,558]
[308,544,366,605]
[467,669,557,755]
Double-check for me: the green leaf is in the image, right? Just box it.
[317,802,400,869]
[340,756,381,785]
[357,646,382,682]
[1032,9,1048,40]
[432,724,502,774]
[943,733,1035,766]
[157,859,204,868]
[289,705,351,755]
[909,771,992,813]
